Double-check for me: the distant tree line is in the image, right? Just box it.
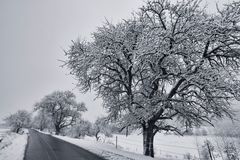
[4,90,121,140]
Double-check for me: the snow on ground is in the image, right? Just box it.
[53,133,199,160]
[100,132,240,160]
[54,135,167,160]
[103,132,238,160]
[104,132,203,160]
[54,131,238,160]
[39,128,240,160]
[37,129,161,160]
[0,128,28,160]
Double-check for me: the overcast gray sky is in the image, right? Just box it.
[0,0,234,123]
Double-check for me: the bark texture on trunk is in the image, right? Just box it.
[143,125,154,157]
[40,125,44,131]
[16,127,21,133]
[55,126,61,135]
[95,130,100,141]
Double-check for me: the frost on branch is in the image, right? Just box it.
[65,0,240,157]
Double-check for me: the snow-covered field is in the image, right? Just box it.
[106,133,220,160]
[102,132,240,160]
[54,134,163,160]
[53,132,206,160]
[104,133,202,160]
[0,128,28,160]
[53,131,240,160]
[57,133,203,160]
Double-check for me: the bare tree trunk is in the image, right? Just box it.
[143,125,154,157]
[95,130,100,141]
[16,127,21,133]
[40,125,44,131]
[40,120,45,131]
[55,125,61,135]
[207,142,214,160]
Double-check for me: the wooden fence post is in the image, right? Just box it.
[207,142,214,160]
[116,136,118,149]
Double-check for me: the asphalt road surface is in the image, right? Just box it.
[24,129,106,160]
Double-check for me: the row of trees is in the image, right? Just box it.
[4,91,116,140]
[63,117,119,141]
[64,0,240,157]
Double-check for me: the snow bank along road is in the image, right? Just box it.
[24,129,106,160]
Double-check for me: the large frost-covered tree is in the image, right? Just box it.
[65,0,240,157]
[35,91,87,135]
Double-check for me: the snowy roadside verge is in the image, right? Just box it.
[53,135,163,160]
[0,129,28,160]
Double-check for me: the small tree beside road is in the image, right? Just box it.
[4,110,31,133]
[35,91,87,135]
